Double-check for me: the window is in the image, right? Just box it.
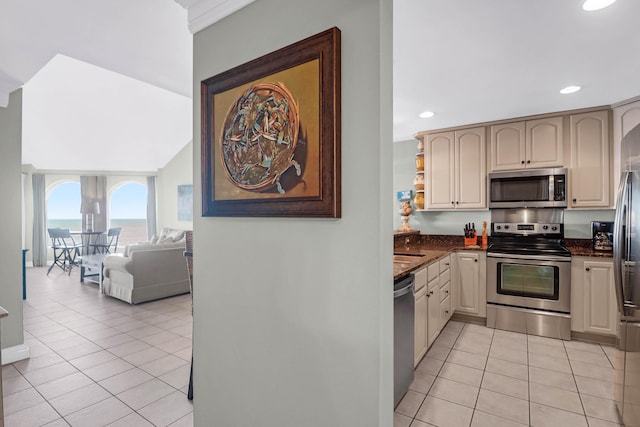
[110,182,147,247]
[47,181,81,231]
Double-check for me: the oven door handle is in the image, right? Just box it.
[614,171,631,316]
[486,252,571,262]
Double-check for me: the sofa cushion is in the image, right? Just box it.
[103,255,133,275]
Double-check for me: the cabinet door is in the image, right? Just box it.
[583,260,617,336]
[455,127,486,209]
[440,295,451,330]
[427,280,440,348]
[426,132,455,209]
[570,111,610,208]
[455,252,480,315]
[613,100,640,203]
[525,116,564,168]
[490,122,526,171]
[414,286,428,366]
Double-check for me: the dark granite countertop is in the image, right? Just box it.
[392,235,613,281]
[393,234,486,280]
[565,238,613,258]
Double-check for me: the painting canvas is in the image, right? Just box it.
[178,184,193,221]
[201,27,341,217]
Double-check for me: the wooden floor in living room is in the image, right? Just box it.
[3,266,193,426]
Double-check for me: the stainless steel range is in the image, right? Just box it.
[486,208,572,340]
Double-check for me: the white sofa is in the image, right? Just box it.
[102,228,190,304]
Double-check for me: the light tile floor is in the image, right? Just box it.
[395,321,622,427]
[3,267,193,426]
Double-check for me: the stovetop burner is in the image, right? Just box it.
[488,236,571,257]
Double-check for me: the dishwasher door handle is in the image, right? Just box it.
[394,282,414,298]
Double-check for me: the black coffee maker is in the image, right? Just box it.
[591,221,614,251]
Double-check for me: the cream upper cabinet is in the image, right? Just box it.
[570,257,617,336]
[490,117,563,171]
[613,99,640,201]
[490,122,526,171]
[426,127,486,210]
[569,110,610,208]
[426,132,455,209]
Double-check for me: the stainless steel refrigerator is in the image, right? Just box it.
[615,123,640,426]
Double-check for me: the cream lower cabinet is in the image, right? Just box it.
[571,257,617,337]
[439,256,452,329]
[414,267,428,366]
[452,251,487,318]
[413,255,452,366]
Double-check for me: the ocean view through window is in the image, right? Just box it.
[47,181,148,251]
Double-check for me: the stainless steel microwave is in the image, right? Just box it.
[488,167,567,208]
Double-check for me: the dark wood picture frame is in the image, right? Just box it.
[201,27,341,218]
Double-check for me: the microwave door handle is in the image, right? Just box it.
[614,172,631,316]
[549,174,554,201]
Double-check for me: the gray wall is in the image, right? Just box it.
[0,89,24,349]
[192,0,393,426]
[393,139,615,237]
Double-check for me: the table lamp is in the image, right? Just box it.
[83,201,100,232]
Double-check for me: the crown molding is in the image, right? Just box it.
[175,0,255,34]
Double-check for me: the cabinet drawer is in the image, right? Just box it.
[414,267,428,292]
[439,256,450,272]
[439,268,450,285]
[440,281,450,302]
[440,295,451,325]
[428,262,439,281]
[428,277,439,291]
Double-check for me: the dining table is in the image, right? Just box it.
[70,230,105,256]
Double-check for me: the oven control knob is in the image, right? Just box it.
[504,225,510,230]
[551,226,558,231]
[543,225,549,230]
[496,225,501,230]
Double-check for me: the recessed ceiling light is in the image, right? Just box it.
[560,85,581,94]
[582,0,616,11]
[419,111,435,118]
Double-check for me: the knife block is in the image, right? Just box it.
[464,234,477,248]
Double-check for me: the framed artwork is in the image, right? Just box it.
[177,184,193,221]
[201,27,341,217]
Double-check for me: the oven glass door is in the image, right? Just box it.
[497,262,559,300]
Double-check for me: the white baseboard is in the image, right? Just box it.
[2,344,30,365]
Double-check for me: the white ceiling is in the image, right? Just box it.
[4,0,640,170]
[1,0,194,172]
[393,0,640,141]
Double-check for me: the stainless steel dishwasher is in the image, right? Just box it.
[394,273,415,407]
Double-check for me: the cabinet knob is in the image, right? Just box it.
[526,160,531,164]
[586,267,590,272]
[445,290,449,294]
[456,201,459,205]
[429,291,434,295]
[451,201,455,205]
[521,160,525,164]
[474,259,478,262]
[445,310,449,314]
